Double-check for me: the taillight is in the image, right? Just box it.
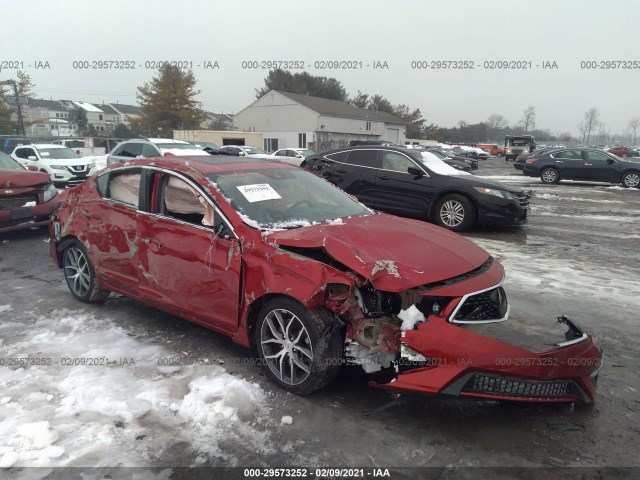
[526,158,538,164]
[515,155,522,161]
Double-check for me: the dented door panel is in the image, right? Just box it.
[137,214,241,333]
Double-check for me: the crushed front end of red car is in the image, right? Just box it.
[0,170,59,233]
[265,214,602,404]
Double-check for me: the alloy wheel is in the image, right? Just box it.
[260,308,313,386]
[64,247,91,297]
[623,173,640,188]
[439,200,465,227]
[542,169,557,183]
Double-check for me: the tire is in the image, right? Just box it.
[63,241,109,303]
[621,171,640,188]
[434,194,476,232]
[255,297,343,395]
[540,167,560,184]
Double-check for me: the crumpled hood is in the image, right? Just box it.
[265,213,490,292]
[0,170,50,188]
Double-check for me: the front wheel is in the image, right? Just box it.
[621,171,640,188]
[434,194,476,232]
[540,168,560,184]
[255,298,343,395]
[63,241,109,302]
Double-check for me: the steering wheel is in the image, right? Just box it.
[290,200,313,210]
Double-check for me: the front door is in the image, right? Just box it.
[137,172,241,333]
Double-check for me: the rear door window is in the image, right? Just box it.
[346,150,380,168]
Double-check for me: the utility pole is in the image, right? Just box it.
[0,79,26,136]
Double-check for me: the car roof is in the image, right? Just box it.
[31,144,69,149]
[318,145,418,155]
[104,155,294,176]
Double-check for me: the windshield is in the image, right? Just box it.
[507,138,531,146]
[208,167,372,229]
[155,143,198,150]
[295,149,315,158]
[428,150,447,160]
[419,152,470,176]
[38,148,79,159]
[0,152,24,170]
[242,146,267,155]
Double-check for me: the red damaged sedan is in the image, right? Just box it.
[1,152,59,233]
[49,156,602,403]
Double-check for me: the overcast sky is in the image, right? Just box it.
[3,0,639,136]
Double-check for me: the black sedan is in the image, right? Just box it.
[522,147,640,187]
[302,146,530,232]
[427,149,478,170]
[514,148,555,171]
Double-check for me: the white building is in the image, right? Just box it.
[233,90,407,152]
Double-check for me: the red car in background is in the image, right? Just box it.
[607,146,639,158]
[50,156,602,403]
[0,152,59,233]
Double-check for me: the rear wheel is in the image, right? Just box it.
[540,168,560,184]
[434,194,476,232]
[621,171,640,188]
[255,297,343,395]
[63,241,109,302]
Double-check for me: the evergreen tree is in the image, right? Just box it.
[137,64,206,133]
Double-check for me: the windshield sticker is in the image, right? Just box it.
[236,184,282,203]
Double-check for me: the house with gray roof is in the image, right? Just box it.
[17,99,78,138]
[109,103,144,126]
[233,90,407,152]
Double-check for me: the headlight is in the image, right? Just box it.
[50,165,67,170]
[43,183,58,202]
[87,162,96,169]
[473,187,514,199]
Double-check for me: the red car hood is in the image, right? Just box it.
[0,170,50,189]
[265,214,490,291]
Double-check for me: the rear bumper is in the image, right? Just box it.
[372,315,601,403]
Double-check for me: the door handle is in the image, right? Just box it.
[378,175,390,180]
[335,169,347,173]
[142,237,163,251]
[584,163,592,166]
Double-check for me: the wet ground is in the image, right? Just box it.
[1,156,639,477]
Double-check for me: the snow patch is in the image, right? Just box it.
[398,305,425,331]
[0,305,12,313]
[280,416,293,425]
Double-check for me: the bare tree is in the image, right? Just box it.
[628,118,640,144]
[577,108,600,145]
[519,106,536,132]
[486,113,508,130]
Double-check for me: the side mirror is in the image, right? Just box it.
[238,151,246,156]
[607,158,615,164]
[408,167,423,176]
[28,156,37,161]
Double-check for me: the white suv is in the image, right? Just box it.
[11,144,96,187]
[107,138,210,166]
[217,145,278,160]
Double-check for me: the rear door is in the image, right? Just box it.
[374,150,433,216]
[89,168,143,296]
[549,149,584,179]
[330,149,380,208]
[136,170,241,333]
